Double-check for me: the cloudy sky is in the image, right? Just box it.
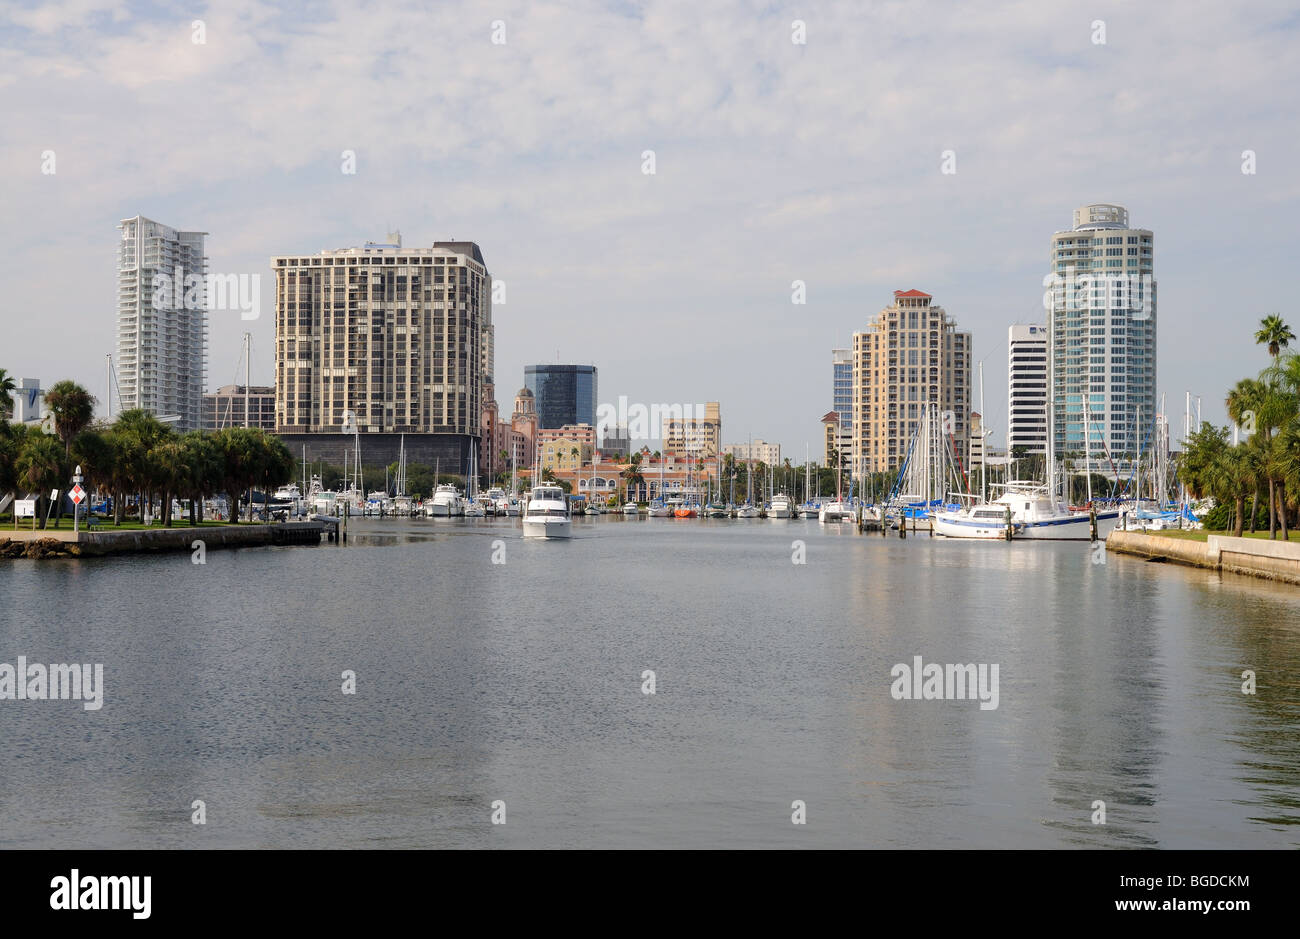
[2,0,1296,453]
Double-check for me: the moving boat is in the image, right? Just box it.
[522,485,572,539]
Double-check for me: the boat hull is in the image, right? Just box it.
[522,517,572,539]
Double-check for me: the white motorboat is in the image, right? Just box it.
[646,498,671,517]
[485,487,508,516]
[936,485,1121,540]
[522,485,572,539]
[818,500,848,522]
[427,484,463,517]
[505,497,523,517]
[769,493,793,519]
[932,503,1022,539]
[736,503,759,518]
[622,502,639,516]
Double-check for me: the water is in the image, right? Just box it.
[2,516,1298,848]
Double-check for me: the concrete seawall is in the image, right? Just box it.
[1108,530,1300,585]
[0,522,324,559]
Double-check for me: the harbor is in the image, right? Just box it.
[3,514,1296,848]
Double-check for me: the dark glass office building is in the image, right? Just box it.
[525,364,598,430]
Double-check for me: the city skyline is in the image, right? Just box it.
[3,2,1297,455]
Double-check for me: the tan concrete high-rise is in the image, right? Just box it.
[273,236,489,436]
[850,290,972,477]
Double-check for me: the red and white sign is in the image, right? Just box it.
[70,484,86,505]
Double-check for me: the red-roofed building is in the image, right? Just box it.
[849,290,972,476]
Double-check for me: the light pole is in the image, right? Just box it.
[73,464,84,534]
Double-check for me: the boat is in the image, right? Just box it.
[646,497,671,517]
[427,484,463,517]
[818,500,847,522]
[932,502,1022,539]
[770,493,793,518]
[937,483,1121,540]
[584,501,600,516]
[736,503,759,518]
[706,502,729,518]
[522,484,572,539]
[271,483,305,518]
[799,502,819,518]
[505,497,523,517]
[485,487,508,516]
[622,501,639,516]
[464,499,487,517]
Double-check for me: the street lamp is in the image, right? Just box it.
[72,464,84,535]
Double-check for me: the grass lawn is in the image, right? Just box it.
[3,517,242,532]
[1151,529,1300,542]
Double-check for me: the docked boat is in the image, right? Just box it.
[799,502,819,519]
[706,502,729,518]
[646,498,671,517]
[818,500,848,522]
[505,497,523,517]
[485,487,508,516]
[622,502,639,516]
[932,503,1022,539]
[427,484,463,517]
[936,485,1121,540]
[522,485,572,539]
[769,493,793,519]
[736,502,759,518]
[464,499,487,517]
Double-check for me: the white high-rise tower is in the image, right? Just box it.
[1046,204,1155,463]
[117,215,208,430]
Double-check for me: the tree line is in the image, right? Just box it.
[1,375,294,528]
[1180,315,1300,537]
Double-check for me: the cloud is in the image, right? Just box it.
[1,0,1297,446]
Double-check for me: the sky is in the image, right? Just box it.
[2,0,1298,456]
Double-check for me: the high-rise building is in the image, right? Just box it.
[117,216,208,430]
[831,348,854,465]
[203,384,275,431]
[525,364,597,430]
[271,235,490,471]
[721,439,781,465]
[1047,203,1155,460]
[850,290,972,477]
[1007,324,1048,455]
[664,401,721,458]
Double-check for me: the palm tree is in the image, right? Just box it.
[15,432,65,528]
[43,380,97,457]
[1255,314,1295,362]
[0,368,16,422]
[111,409,171,524]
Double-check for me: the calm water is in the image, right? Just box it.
[2,516,1298,848]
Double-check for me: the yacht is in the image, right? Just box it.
[427,484,463,518]
[706,502,729,518]
[505,497,523,517]
[818,500,848,523]
[522,485,572,539]
[485,487,508,516]
[736,502,759,518]
[464,499,487,518]
[799,502,819,519]
[646,498,671,517]
[932,503,1022,539]
[935,485,1121,540]
[622,501,640,516]
[271,483,306,517]
[769,493,793,519]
